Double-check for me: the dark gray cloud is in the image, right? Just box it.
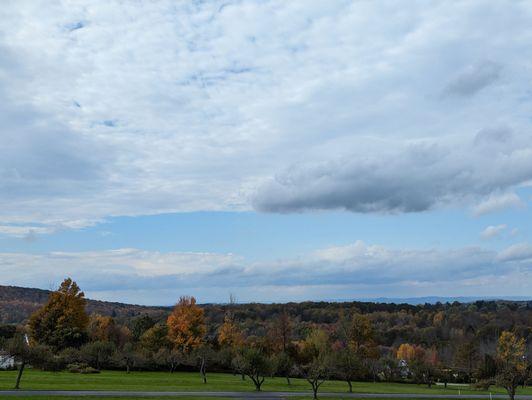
[444,61,501,97]
[253,129,532,214]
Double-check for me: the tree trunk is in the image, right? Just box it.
[286,376,291,385]
[126,363,130,374]
[14,360,25,390]
[312,384,318,400]
[200,357,207,384]
[347,380,352,393]
[251,375,264,391]
[507,386,515,400]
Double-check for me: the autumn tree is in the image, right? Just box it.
[189,344,215,384]
[114,342,137,373]
[218,314,245,348]
[397,343,438,387]
[232,347,273,391]
[89,315,131,348]
[409,347,439,388]
[334,313,363,392]
[349,313,374,351]
[130,314,156,341]
[396,343,417,362]
[495,331,529,400]
[454,340,479,382]
[297,329,333,400]
[28,278,89,349]
[3,333,31,389]
[167,296,206,353]
[332,345,363,392]
[274,351,296,385]
[140,324,171,353]
[271,310,292,353]
[155,347,184,373]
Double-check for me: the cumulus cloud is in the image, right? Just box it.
[1,1,532,232]
[480,224,507,240]
[1,241,530,303]
[254,130,532,213]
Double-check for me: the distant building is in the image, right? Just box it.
[0,352,15,369]
[398,359,410,378]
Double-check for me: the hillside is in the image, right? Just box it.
[0,285,169,324]
[2,283,531,327]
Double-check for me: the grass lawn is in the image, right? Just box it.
[0,393,478,400]
[0,398,235,400]
[0,369,530,395]
[3,393,478,400]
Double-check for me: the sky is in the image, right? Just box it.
[0,0,531,305]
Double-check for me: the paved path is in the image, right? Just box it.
[0,391,529,399]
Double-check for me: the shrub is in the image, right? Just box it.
[80,366,100,374]
[473,379,493,390]
[66,362,99,373]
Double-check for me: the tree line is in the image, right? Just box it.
[0,279,530,400]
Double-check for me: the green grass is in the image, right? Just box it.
[0,398,234,400]
[0,393,474,400]
[0,393,466,400]
[0,369,530,395]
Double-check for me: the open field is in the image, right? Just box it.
[1,370,531,396]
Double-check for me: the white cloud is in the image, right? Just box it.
[1,1,532,232]
[497,243,532,262]
[472,192,525,216]
[1,241,530,304]
[480,224,507,240]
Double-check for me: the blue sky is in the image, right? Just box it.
[0,1,531,304]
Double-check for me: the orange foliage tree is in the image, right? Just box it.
[88,315,131,348]
[167,296,206,353]
[28,278,89,349]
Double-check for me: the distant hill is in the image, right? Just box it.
[1,284,531,326]
[0,285,169,324]
[344,295,532,305]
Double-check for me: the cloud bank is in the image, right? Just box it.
[1,241,529,304]
[253,129,532,213]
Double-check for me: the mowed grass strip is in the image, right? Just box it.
[0,398,459,400]
[0,398,235,400]
[0,370,530,395]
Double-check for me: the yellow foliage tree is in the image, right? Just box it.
[218,314,245,348]
[396,343,417,361]
[495,331,528,400]
[167,296,206,353]
[350,313,374,351]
